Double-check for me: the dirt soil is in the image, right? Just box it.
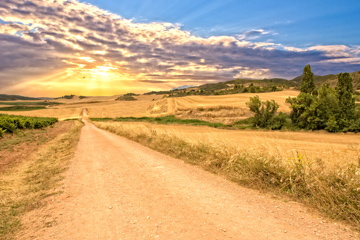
[18,120,359,240]
[0,121,73,173]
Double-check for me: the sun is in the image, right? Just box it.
[88,65,118,80]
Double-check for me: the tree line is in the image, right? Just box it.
[246,65,360,132]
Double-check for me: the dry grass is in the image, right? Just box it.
[0,120,83,240]
[147,90,299,124]
[94,121,360,228]
[0,95,162,120]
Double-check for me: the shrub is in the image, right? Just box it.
[116,95,137,101]
[246,95,280,128]
[269,112,288,130]
[0,128,5,138]
[0,114,57,135]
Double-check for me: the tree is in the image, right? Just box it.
[300,65,316,95]
[336,73,355,128]
[246,95,280,128]
[286,92,316,128]
[287,84,341,130]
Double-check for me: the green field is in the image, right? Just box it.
[0,102,62,112]
[0,101,61,106]
[0,114,58,137]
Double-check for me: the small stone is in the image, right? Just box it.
[284,230,287,233]
[109,206,112,209]
[147,216,150,220]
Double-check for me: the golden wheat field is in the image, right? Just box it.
[0,95,162,120]
[95,121,360,168]
[148,90,299,124]
[2,90,359,166]
[0,90,298,123]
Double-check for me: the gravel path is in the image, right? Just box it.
[20,119,358,240]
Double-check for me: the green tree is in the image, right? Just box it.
[246,95,279,128]
[300,65,316,94]
[336,73,355,128]
[286,93,316,128]
[287,84,340,130]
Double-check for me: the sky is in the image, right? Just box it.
[0,0,359,97]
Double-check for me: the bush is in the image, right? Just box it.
[269,112,288,130]
[0,128,5,138]
[116,95,137,101]
[246,95,280,128]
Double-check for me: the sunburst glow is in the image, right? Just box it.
[0,0,359,97]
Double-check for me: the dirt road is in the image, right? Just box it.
[20,120,357,240]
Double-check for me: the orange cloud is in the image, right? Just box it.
[0,0,359,97]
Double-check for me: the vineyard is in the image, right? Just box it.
[0,114,58,137]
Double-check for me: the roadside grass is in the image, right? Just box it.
[94,121,360,229]
[91,115,231,128]
[0,120,83,240]
[0,129,50,152]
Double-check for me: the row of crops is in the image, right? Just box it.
[0,114,58,137]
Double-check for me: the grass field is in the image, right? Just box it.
[147,90,299,124]
[0,106,47,111]
[0,102,61,106]
[0,95,163,120]
[0,91,297,123]
[0,101,62,112]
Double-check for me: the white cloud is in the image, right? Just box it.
[0,0,359,96]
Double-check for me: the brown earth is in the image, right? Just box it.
[18,120,359,240]
[0,121,73,173]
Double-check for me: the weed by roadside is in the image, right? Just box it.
[91,115,230,128]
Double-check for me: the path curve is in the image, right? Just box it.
[20,119,357,240]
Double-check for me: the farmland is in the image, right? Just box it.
[0,114,58,137]
[1,89,360,232]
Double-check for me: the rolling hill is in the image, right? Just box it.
[0,94,40,101]
[164,70,360,94]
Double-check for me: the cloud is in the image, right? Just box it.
[236,29,275,40]
[0,0,359,96]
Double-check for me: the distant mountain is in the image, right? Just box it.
[290,74,337,85]
[289,70,360,90]
[227,77,298,87]
[320,71,360,90]
[0,94,40,101]
[167,70,360,93]
[171,85,195,90]
[38,97,55,100]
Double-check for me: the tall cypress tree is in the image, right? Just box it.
[337,73,355,125]
[300,65,316,94]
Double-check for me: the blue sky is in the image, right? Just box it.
[82,0,360,46]
[0,0,359,96]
